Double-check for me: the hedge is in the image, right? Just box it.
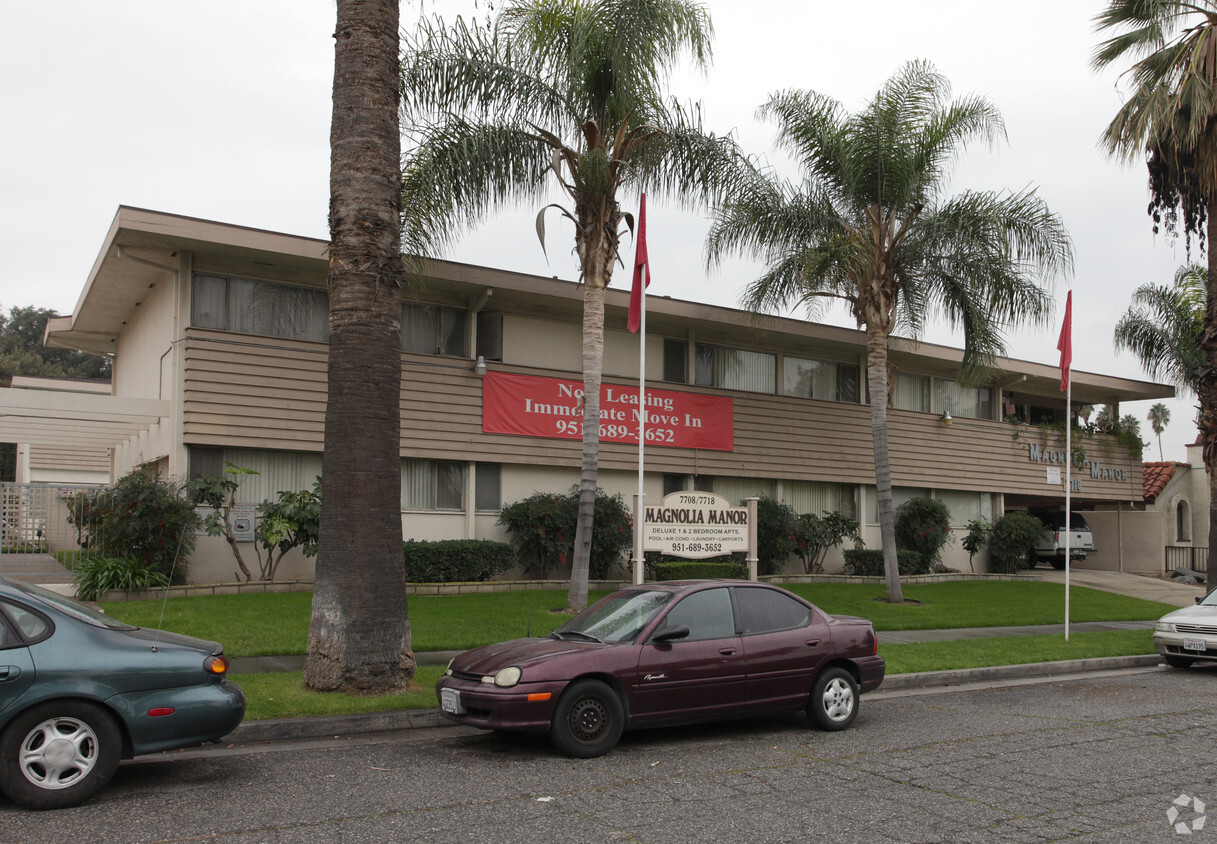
[401,540,516,583]
[652,560,747,580]
[841,548,931,577]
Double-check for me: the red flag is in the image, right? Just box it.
[1057,290,1072,392]
[628,194,649,334]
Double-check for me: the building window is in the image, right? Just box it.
[403,459,464,510]
[784,481,857,520]
[934,490,995,525]
[695,344,776,394]
[1177,500,1192,542]
[663,473,688,496]
[402,303,467,356]
[866,486,931,524]
[891,373,930,412]
[783,357,860,403]
[712,477,777,505]
[192,274,329,343]
[475,463,501,511]
[476,312,503,361]
[663,338,688,383]
[935,380,994,420]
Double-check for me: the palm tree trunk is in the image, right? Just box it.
[1203,208,1217,577]
[305,0,414,693]
[865,326,903,603]
[568,281,606,612]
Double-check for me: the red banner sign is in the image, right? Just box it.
[482,371,734,451]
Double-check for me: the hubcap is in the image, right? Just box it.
[19,717,99,790]
[568,696,608,743]
[822,678,855,722]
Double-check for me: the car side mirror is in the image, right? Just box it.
[650,625,690,643]
[1198,596,1205,605]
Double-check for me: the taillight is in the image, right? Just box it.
[873,633,879,656]
[1053,531,1060,542]
[206,655,229,675]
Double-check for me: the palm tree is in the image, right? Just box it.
[1093,0,1217,573]
[1148,402,1172,460]
[1114,262,1205,393]
[400,0,741,611]
[305,0,414,694]
[705,61,1073,603]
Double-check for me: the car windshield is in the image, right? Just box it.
[1199,591,1217,608]
[11,581,138,631]
[553,589,674,644]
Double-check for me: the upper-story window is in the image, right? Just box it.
[695,344,776,394]
[783,356,859,403]
[935,380,993,420]
[891,372,930,412]
[403,303,466,356]
[192,274,329,343]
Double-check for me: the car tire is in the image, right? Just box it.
[808,667,859,731]
[549,680,624,758]
[0,701,122,810]
[1050,558,1067,570]
[1164,656,1194,669]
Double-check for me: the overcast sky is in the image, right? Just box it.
[0,0,1199,462]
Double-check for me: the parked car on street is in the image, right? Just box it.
[0,577,245,810]
[436,580,885,758]
[1154,591,1217,669]
[1027,510,1096,569]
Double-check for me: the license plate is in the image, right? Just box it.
[1184,638,1207,652]
[440,687,465,715]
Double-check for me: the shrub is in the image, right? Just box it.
[985,511,1051,573]
[791,511,861,574]
[961,518,993,570]
[401,540,516,582]
[842,548,932,577]
[895,497,954,568]
[653,560,747,580]
[498,487,632,579]
[62,466,198,584]
[72,556,169,601]
[753,495,797,576]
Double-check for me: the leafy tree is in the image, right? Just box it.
[1148,402,1172,461]
[1115,263,1205,396]
[400,0,742,611]
[1093,0,1217,574]
[982,511,1051,574]
[894,497,954,569]
[306,0,413,695]
[791,511,860,574]
[706,61,1072,603]
[498,487,632,580]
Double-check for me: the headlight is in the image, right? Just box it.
[1155,621,1173,632]
[493,666,522,687]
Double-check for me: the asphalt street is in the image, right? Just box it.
[5,664,1216,843]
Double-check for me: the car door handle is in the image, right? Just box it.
[719,648,736,656]
[805,639,821,647]
[0,666,19,682]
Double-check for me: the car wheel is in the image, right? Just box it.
[0,701,122,810]
[549,680,624,758]
[808,667,859,731]
[1050,558,1067,570]
[1164,656,1194,669]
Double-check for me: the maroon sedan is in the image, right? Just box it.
[436,580,884,757]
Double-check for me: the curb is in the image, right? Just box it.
[225,654,1166,745]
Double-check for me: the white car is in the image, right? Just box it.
[1154,592,1217,668]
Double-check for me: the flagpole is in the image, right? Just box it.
[629,194,650,587]
[634,267,647,586]
[1058,289,1073,643]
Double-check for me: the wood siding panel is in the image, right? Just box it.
[183,331,1139,502]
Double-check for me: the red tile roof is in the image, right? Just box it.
[1142,461,1184,503]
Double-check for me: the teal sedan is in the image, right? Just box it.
[0,577,244,810]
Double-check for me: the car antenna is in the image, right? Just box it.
[150,526,189,653]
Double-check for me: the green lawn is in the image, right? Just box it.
[102,581,1174,658]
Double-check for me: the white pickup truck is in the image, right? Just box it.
[1027,510,1096,570]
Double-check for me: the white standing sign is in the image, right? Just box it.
[642,492,750,559]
